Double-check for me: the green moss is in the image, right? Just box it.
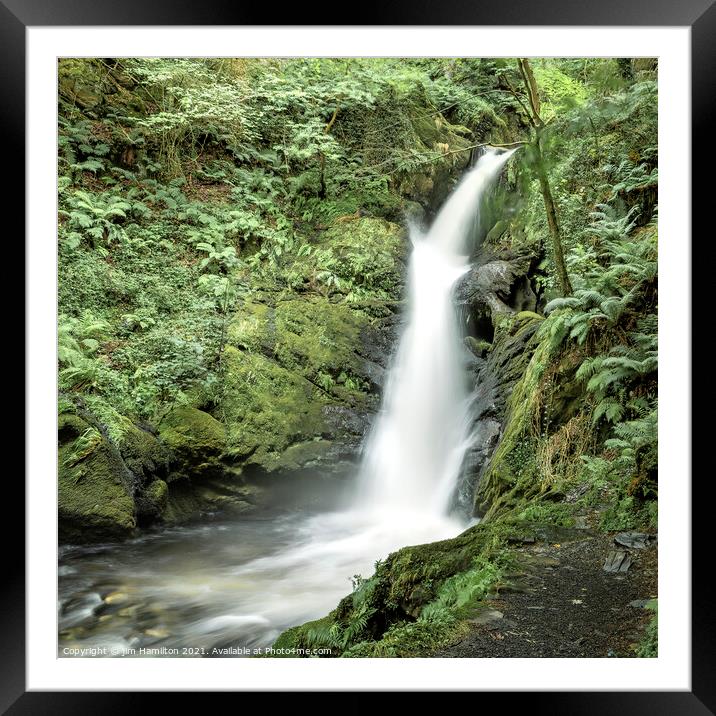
[221,293,377,471]
[270,439,334,471]
[220,345,328,469]
[143,479,168,513]
[226,301,271,352]
[269,615,336,656]
[274,298,366,379]
[635,600,658,657]
[341,556,502,657]
[466,336,492,357]
[58,414,136,542]
[514,500,575,527]
[515,310,544,323]
[342,613,469,658]
[475,322,549,515]
[269,518,514,657]
[159,406,226,480]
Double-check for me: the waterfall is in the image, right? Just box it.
[57,148,518,654]
[357,147,516,518]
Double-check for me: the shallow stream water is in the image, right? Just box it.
[59,504,464,657]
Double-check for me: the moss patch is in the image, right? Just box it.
[58,414,136,542]
[221,293,379,471]
[220,345,329,470]
[159,406,227,480]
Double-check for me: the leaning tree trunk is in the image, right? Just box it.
[533,134,573,296]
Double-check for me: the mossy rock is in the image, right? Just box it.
[270,519,507,656]
[397,114,474,209]
[161,473,258,525]
[220,345,329,471]
[222,291,383,472]
[515,310,544,323]
[465,335,492,358]
[274,297,372,388]
[267,439,335,472]
[116,421,170,489]
[159,406,227,481]
[58,414,136,543]
[136,479,168,522]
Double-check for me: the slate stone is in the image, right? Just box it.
[603,550,632,573]
[614,532,654,549]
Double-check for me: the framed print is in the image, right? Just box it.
[11,0,709,711]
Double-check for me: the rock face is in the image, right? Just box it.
[58,411,170,542]
[459,314,543,514]
[159,406,227,481]
[451,247,543,515]
[454,249,538,333]
[396,113,474,213]
[218,217,407,479]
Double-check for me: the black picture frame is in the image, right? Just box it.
[10,1,708,711]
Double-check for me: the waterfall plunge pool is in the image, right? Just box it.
[58,498,466,657]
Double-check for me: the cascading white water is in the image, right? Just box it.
[58,148,517,657]
[358,147,517,518]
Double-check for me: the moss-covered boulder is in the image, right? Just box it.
[270,519,510,656]
[136,478,168,522]
[222,285,395,473]
[58,407,175,541]
[159,406,227,481]
[58,413,136,543]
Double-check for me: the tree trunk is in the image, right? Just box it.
[533,135,573,296]
[515,59,573,297]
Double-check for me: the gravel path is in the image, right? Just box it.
[433,527,658,658]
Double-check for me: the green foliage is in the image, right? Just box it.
[62,427,103,468]
[635,600,658,657]
[514,501,575,527]
[532,61,590,121]
[59,190,136,250]
[420,557,500,619]
[58,313,112,392]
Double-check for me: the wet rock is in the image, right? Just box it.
[117,605,140,618]
[614,532,654,549]
[629,599,651,609]
[136,479,168,523]
[159,406,227,482]
[358,313,402,371]
[103,591,130,605]
[58,414,137,543]
[469,608,504,626]
[465,336,492,359]
[402,200,426,226]
[603,551,632,573]
[454,251,536,330]
[396,113,473,211]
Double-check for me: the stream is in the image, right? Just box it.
[59,504,464,656]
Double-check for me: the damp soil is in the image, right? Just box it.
[433,527,658,658]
